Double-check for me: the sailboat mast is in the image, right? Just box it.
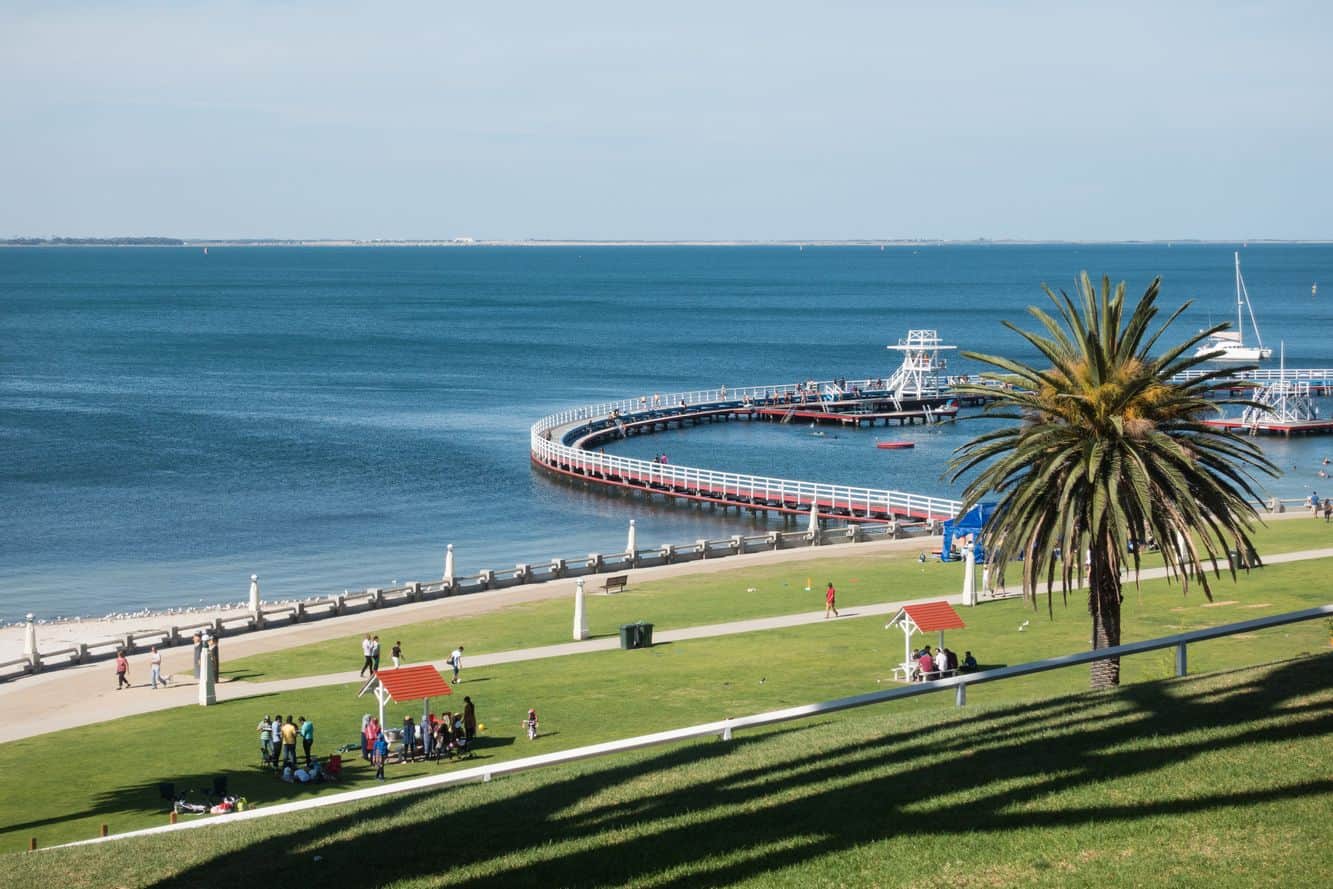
[1237,253,1265,351]
[1234,251,1244,346]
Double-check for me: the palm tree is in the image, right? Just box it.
[949,273,1276,689]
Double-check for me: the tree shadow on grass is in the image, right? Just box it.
[136,653,1333,888]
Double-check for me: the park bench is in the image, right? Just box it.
[601,574,628,595]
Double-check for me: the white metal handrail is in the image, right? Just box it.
[1174,368,1333,384]
[531,380,964,520]
[54,602,1333,849]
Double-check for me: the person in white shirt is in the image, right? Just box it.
[934,648,949,676]
[360,635,375,677]
[449,646,464,683]
[149,646,167,688]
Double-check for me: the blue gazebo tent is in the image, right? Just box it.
[940,502,997,563]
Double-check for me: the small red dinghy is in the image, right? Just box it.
[876,441,915,450]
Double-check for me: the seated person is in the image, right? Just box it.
[934,648,950,677]
[916,647,935,681]
[961,651,978,673]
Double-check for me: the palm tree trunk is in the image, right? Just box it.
[1088,566,1122,689]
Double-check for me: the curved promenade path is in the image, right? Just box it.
[4,531,1332,746]
[530,379,963,524]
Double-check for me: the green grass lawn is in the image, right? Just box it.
[9,653,1331,887]
[2,557,1329,854]
[224,516,1333,683]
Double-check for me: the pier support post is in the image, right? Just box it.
[587,554,604,573]
[478,570,494,590]
[696,539,710,559]
[515,564,531,584]
[334,594,346,616]
[730,534,743,554]
[76,643,89,664]
[550,558,566,579]
[409,581,422,602]
[122,633,135,654]
[846,525,860,543]
[294,603,306,622]
[660,543,675,564]
[767,531,781,551]
[367,587,382,608]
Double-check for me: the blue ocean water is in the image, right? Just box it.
[3,244,1332,621]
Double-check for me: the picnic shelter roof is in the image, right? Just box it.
[887,601,966,633]
[374,665,452,702]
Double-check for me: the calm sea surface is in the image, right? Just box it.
[3,245,1332,621]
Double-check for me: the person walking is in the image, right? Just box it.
[391,640,402,669]
[191,633,203,680]
[371,636,382,673]
[463,696,477,742]
[360,713,372,761]
[299,716,314,767]
[208,636,220,678]
[824,581,839,619]
[115,650,130,690]
[149,646,167,688]
[360,635,375,677]
[449,645,464,683]
[280,715,298,769]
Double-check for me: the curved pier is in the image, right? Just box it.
[530,379,963,524]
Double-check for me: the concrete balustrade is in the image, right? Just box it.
[5,495,943,684]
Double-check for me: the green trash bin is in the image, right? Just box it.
[637,622,654,648]
[619,624,638,650]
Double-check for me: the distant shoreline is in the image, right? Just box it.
[5,238,1333,248]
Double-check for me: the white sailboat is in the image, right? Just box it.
[1194,252,1271,361]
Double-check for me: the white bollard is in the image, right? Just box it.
[443,543,455,584]
[573,578,588,641]
[249,574,263,628]
[24,613,39,672]
[198,647,216,706]
[626,519,638,567]
[962,544,977,606]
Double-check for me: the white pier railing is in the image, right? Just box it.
[530,380,964,522]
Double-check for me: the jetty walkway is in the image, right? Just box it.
[531,378,968,525]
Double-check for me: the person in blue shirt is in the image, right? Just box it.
[299,716,314,767]
[372,733,388,781]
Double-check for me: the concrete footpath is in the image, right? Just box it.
[3,540,1330,745]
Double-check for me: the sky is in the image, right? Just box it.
[2,0,1330,241]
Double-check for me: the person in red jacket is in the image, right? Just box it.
[824,581,839,619]
[115,650,131,689]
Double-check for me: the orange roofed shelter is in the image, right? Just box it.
[884,601,966,682]
[360,664,452,729]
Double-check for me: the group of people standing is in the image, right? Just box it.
[362,696,478,779]
[257,714,315,769]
